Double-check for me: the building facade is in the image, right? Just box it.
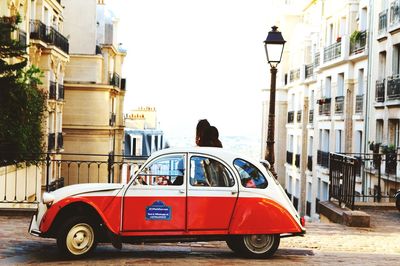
[62,0,126,184]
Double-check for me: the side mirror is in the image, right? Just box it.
[259,160,271,170]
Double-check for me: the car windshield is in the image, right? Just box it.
[233,158,268,189]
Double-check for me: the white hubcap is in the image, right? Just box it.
[66,223,94,255]
[243,234,274,254]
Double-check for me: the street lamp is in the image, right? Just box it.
[264,26,285,178]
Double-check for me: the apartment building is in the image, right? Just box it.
[262,0,371,219]
[62,0,126,184]
[0,0,69,207]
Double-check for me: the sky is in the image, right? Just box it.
[107,0,276,143]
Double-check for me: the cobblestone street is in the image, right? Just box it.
[0,208,399,265]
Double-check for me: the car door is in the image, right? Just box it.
[122,154,186,232]
[187,154,238,231]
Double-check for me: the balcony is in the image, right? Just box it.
[287,111,294,123]
[307,155,313,171]
[378,9,388,37]
[29,20,69,54]
[334,96,344,114]
[58,84,64,100]
[350,30,367,55]
[389,0,400,29]
[49,81,57,100]
[314,52,320,67]
[286,151,293,164]
[295,154,300,168]
[109,72,121,88]
[296,110,302,122]
[317,98,331,116]
[323,42,341,63]
[317,150,329,168]
[48,133,56,151]
[355,95,364,114]
[376,79,385,103]
[109,113,116,126]
[289,69,300,83]
[305,63,313,79]
[57,132,63,150]
[387,75,400,100]
[309,109,314,124]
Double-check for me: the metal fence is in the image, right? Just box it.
[329,152,400,210]
[0,153,148,206]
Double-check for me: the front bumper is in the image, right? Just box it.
[29,214,42,237]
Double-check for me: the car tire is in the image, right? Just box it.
[56,216,98,258]
[235,234,280,259]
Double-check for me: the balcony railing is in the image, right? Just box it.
[287,111,294,123]
[305,63,313,79]
[355,95,364,114]
[289,69,300,83]
[58,83,64,100]
[318,98,331,116]
[376,79,385,102]
[350,30,367,55]
[379,10,388,35]
[295,154,300,168]
[109,113,116,126]
[317,150,329,168]
[48,133,56,151]
[307,155,312,171]
[314,52,320,67]
[335,96,344,114]
[390,0,400,27]
[29,20,69,54]
[286,151,293,164]
[49,81,57,100]
[323,42,341,62]
[110,72,121,88]
[296,110,302,122]
[57,132,63,150]
[309,109,314,124]
[387,75,400,100]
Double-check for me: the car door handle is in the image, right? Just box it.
[231,191,238,195]
[179,189,185,194]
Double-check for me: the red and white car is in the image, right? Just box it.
[29,147,305,258]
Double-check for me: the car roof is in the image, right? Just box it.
[149,147,261,166]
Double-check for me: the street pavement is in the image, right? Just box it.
[0,208,399,265]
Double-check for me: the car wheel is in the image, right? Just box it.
[237,234,280,258]
[57,216,97,258]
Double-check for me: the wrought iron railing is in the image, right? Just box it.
[350,30,367,55]
[376,79,385,102]
[296,110,302,122]
[387,75,400,100]
[29,20,69,54]
[109,72,121,87]
[289,69,300,83]
[314,52,320,67]
[355,95,364,114]
[323,42,341,62]
[305,63,313,79]
[317,150,330,168]
[287,111,294,123]
[335,96,344,114]
[309,109,314,124]
[49,81,57,100]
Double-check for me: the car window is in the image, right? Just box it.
[134,155,184,186]
[190,156,235,187]
[233,159,268,189]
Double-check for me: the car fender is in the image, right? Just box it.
[39,196,121,235]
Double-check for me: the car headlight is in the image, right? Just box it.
[42,192,55,207]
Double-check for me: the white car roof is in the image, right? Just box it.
[149,147,262,167]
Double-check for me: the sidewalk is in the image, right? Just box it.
[0,208,399,264]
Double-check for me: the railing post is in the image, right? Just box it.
[46,153,51,192]
[377,154,382,202]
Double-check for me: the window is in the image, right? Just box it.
[360,7,368,31]
[337,73,344,96]
[335,129,343,153]
[376,119,384,143]
[190,156,235,187]
[324,76,331,97]
[379,51,386,80]
[358,69,364,95]
[233,159,268,189]
[355,130,363,154]
[393,44,400,76]
[135,155,185,186]
[388,119,400,148]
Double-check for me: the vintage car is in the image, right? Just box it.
[395,190,400,212]
[29,147,305,258]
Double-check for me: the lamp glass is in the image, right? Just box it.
[265,43,284,63]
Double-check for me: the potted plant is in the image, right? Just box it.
[381,144,397,175]
[350,30,361,44]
